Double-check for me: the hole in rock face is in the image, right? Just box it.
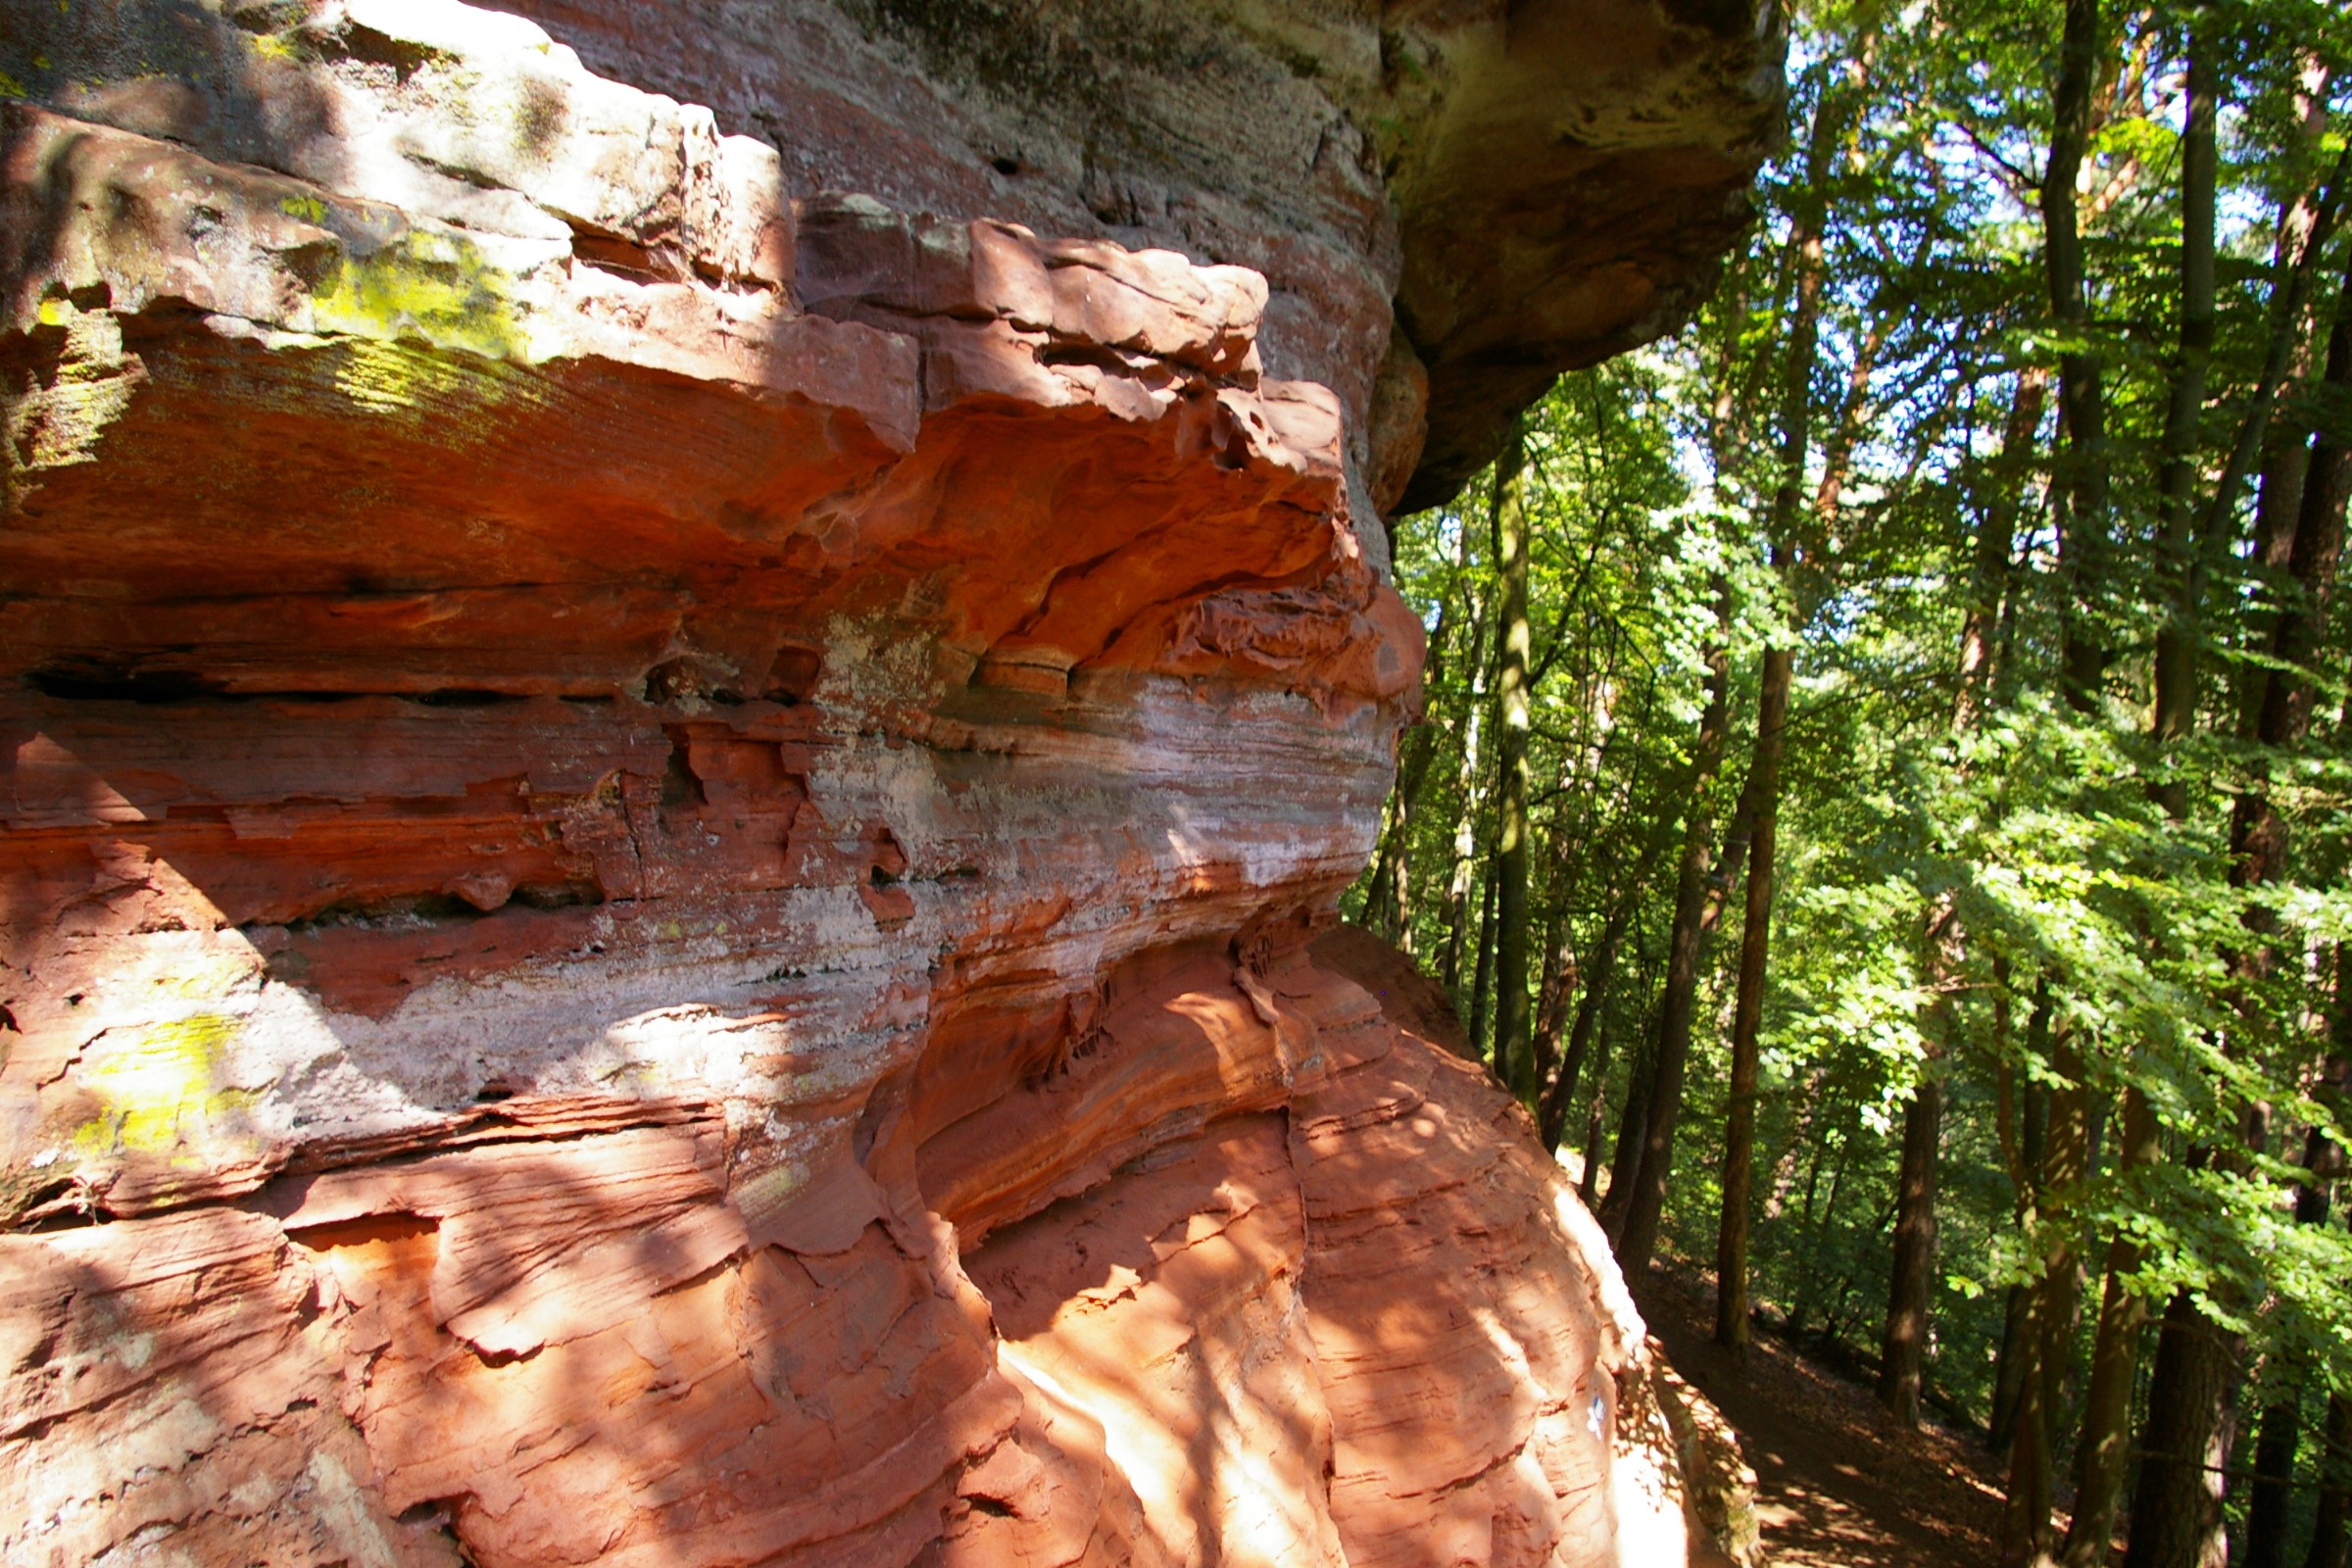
[416,688,525,708]
[990,156,1020,176]
[764,647,824,706]
[660,730,708,812]
[290,893,485,929]
[27,665,225,703]
[511,880,604,910]
[646,657,744,707]
[866,823,908,882]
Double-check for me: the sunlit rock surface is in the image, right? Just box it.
[0,3,1775,1563]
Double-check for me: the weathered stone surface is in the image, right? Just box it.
[0,2,1772,1563]
[8,0,1776,518]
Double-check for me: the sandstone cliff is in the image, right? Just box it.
[0,3,1778,1563]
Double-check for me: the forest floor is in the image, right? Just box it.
[1636,1265,2012,1567]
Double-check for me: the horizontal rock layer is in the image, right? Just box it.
[0,2,1768,1564]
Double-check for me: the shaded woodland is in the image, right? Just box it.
[1348,2,2352,1562]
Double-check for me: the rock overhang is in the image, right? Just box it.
[0,3,1777,1564]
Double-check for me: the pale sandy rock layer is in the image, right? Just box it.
[0,3,1771,1564]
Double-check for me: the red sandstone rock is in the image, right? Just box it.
[0,3,1771,1563]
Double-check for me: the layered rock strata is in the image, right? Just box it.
[0,2,1775,1563]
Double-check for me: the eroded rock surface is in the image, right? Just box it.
[0,3,1774,1563]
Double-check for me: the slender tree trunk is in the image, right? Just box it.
[1531,913,1570,1093]
[2002,1256,2057,1568]
[1992,7,2114,1549]
[1368,505,1484,950]
[2313,968,2352,1568]
[1715,641,1789,1354]
[2308,1392,2352,1568]
[1440,600,1495,999]
[2059,1086,2159,1566]
[1992,1053,2051,1453]
[1708,33,1860,1352]
[2245,1387,2308,1568]
[1990,1281,2035,1452]
[1578,1021,1618,1206]
[1611,584,1737,1276]
[1888,363,2049,1435]
[1544,817,1674,1148]
[1469,860,1498,1057]
[1881,1061,1944,1428]
[2148,24,2218,808]
[2044,0,2113,710]
[2247,1046,2349,1568]
[2057,38,2217,1552]
[2002,1042,2089,1567]
[2203,67,2344,556]
[1600,1026,1656,1228]
[1442,773,1478,994]
[1789,1120,1854,1343]
[1492,420,1538,1102]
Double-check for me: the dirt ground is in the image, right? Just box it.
[1637,1267,2011,1567]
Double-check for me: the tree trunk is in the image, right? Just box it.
[2043,0,2114,710]
[1880,1067,1943,1428]
[1442,785,1477,994]
[1989,1280,2035,1453]
[2055,39,2216,1548]
[2203,76,2346,560]
[2148,23,2217,810]
[1598,1026,1655,1229]
[2059,1087,2159,1566]
[1715,642,1790,1353]
[1440,623,1493,997]
[1469,859,1498,1058]
[1544,818,1674,1149]
[1892,349,2050,1442]
[2129,216,2352,1568]
[2311,972,2352,1568]
[1368,500,1485,950]
[2001,1047,2088,1566]
[2244,1380,2309,1568]
[2123,1287,2244,1568]
[2000,1259,2057,1568]
[1611,584,1737,1276]
[1788,1121,1854,1343]
[2248,1047,2349,1568]
[2307,1392,2352,1568]
[1578,1020,1617,1207]
[1492,420,1538,1102]
[1991,1058,2050,1453]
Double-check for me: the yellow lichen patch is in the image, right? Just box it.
[71,1012,258,1161]
[330,337,452,416]
[5,302,142,474]
[279,192,331,225]
[308,227,530,367]
[152,949,269,1002]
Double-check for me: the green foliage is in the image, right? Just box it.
[1360,0,2352,1543]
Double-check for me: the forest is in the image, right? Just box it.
[1347,1,2352,1562]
